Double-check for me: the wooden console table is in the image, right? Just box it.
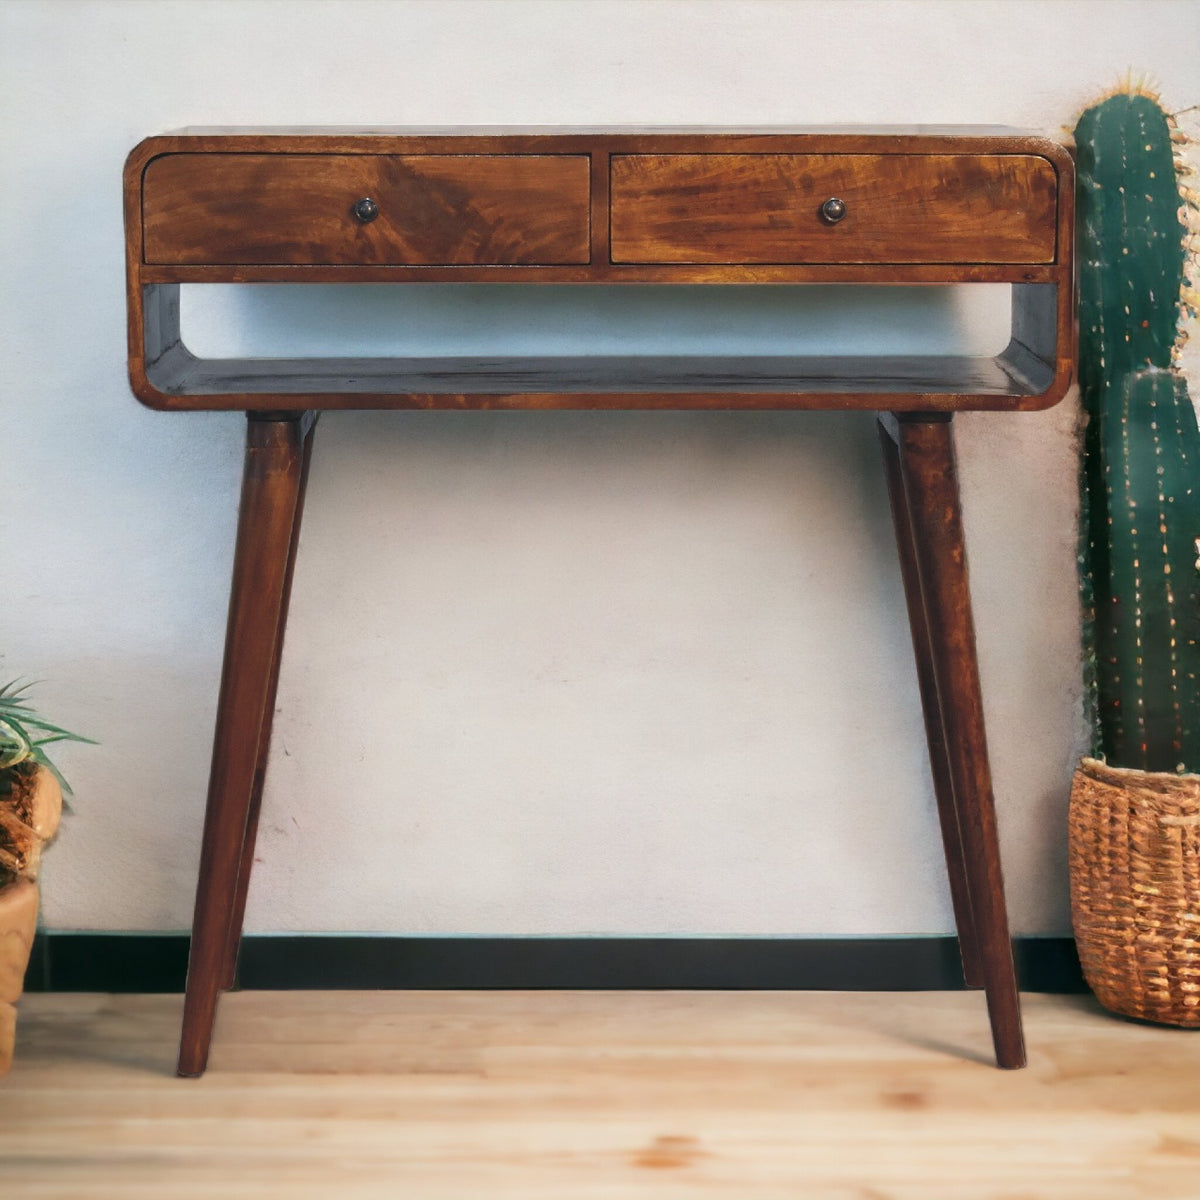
[123,127,1075,1075]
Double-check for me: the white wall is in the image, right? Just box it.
[2,0,1197,937]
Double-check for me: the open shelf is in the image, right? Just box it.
[136,281,1064,411]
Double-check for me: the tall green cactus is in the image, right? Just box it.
[1076,91,1200,773]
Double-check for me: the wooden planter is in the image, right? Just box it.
[1069,757,1200,1026]
[0,765,63,1074]
[0,878,39,1074]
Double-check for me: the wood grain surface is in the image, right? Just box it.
[219,417,318,993]
[885,415,1024,1068]
[2,991,1196,1199]
[142,349,1054,407]
[143,154,591,266]
[124,130,1075,413]
[610,154,1058,264]
[879,423,983,990]
[177,417,309,1078]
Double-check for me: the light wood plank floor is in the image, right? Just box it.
[0,990,1196,1199]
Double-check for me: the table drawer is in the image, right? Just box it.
[142,153,592,266]
[610,154,1058,265]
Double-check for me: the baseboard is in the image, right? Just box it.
[24,934,1087,994]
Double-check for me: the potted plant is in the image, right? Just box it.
[0,680,91,1074]
[1070,88,1200,1026]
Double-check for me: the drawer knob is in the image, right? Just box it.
[820,197,847,225]
[352,197,379,224]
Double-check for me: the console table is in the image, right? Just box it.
[123,127,1076,1076]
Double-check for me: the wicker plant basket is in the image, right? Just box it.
[1068,757,1200,1026]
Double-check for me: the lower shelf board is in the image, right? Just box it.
[143,346,1055,406]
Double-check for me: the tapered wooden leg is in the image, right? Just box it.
[178,414,310,1078]
[890,412,1026,1070]
[878,417,983,989]
[218,414,318,991]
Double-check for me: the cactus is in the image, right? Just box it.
[1076,91,1200,773]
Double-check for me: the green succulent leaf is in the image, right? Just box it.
[0,677,93,796]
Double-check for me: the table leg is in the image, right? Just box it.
[878,417,983,990]
[219,414,318,991]
[886,412,1026,1069]
[178,414,311,1078]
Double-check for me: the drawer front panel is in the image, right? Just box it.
[143,154,592,266]
[610,154,1058,265]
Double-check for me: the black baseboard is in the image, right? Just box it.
[24,933,1087,994]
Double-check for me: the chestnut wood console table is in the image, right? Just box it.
[124,127,1075,1076]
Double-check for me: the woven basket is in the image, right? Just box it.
[1068,757,1200,1026]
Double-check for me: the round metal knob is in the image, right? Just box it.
[352,197,379,224]
[820,197,847,225]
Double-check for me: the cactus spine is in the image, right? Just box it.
[1076,91,1200,773]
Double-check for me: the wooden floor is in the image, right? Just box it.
[0,991,1197,1199]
